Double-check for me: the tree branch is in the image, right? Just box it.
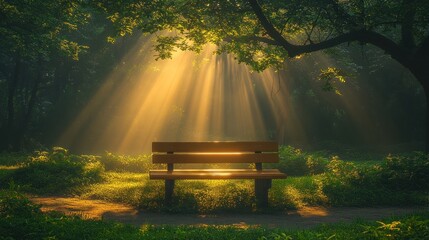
[246,0,296,52]
[247,0,410,67]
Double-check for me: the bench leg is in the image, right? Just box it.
[165,180,175,206]
[255,179,272,208]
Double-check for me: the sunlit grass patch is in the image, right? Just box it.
[82,171,330,213]
[80,166,429,213]
[83,172,257,213]
[173,180,254,213]
[0,166,19,170]
[270,176,328,209]
[82,172,152,206]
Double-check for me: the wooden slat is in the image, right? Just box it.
[152,153,279,163]
[149,169,287,180]
[152,141,278,153]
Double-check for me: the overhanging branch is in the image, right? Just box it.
[247,0,296,52]
[247,0,410,65]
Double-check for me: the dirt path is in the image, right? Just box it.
[30,196,427,229]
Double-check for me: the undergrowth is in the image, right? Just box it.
[1,189,428,240]
[1,147,428,213]
[0,147,104,194]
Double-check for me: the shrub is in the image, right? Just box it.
[319,153,429,206]
[379,152,429,191]
[319,157,370,206]
[0,152,30,166]
[0,189,41,219]
[0,189,44,240]
[100,152,154,172]
[5,147,104,194]
[275,146,329,176]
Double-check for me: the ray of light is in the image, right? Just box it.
[58,34,398,154]
[58,35,286,153]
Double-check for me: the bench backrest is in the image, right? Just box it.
[152,142,279,168]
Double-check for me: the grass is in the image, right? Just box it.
[1,146,428,213]
[271,176,327,209]
[80,170,426,213]
[1,189,429,240]
[81,172,151,206]
[1,147,429,239]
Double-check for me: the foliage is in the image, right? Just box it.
[318,67,347,95]
[0,0,90,60]
[1,189,429,240]
[97,0,429,74]
[275,146,329,176]
[320,157,381,206]
[3,147,104,194]
[320,153,429,206]
[84,156,428,212]
[379,152,429,191]
[363,217,429,240]
[0,152,30,166]
[100,152,154,173]
[0,189,41,219]
[0,0,129,151]
[2,149,428,212]
[0,189,142,240]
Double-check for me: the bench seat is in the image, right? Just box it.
[150,169,286,179]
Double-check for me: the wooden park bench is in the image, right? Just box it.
[149,141,287,208]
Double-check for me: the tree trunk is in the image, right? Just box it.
[4,57,21,151]
[411,70,429,153]
[7,57,20,130]
[423,82,429,154]
[426,92,429,153]
[408,45,429,153]
[19,66,42,142]
[13,59,43,150]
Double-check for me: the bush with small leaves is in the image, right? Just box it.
[275,146,329,176]
[100,152,154,172]
[379,152,429,191]
[6,147,104,194]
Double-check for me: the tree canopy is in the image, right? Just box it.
[98,0,428,77]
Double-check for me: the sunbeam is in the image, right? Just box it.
[58,35,289,153]
[57,34,421,154]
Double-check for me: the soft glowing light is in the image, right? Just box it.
[58,35,292,153]
[58,34,397,154]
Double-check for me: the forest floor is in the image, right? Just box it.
[30,196,427,229]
